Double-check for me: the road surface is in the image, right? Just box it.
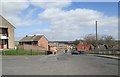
[2,53,119,75]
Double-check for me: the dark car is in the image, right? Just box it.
[78,51,84,54]
[71,50,79,55]
[46,51,53,55]
[71,48,80,55]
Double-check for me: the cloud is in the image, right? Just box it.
[1,1,42,27]
[1,0,28,2]
[33,8,118,41]
[39,8,117,27]
[1,1,29,26]
[0,1,118,41]
[1,0,43,41]
[0,1,2,15]
[29,0,71,9]
[1,0,71,27]
[2,1,29,15]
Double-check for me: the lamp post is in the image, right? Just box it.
[96,21,98,48]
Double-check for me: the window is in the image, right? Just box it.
[0,28,2,33]
[0,40,2,44]
[0,28,8,34]
[0,39,7,44]
[33,41,38,45]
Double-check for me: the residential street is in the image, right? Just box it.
[2,53,118,75]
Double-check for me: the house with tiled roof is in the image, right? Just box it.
[19,35,48,50]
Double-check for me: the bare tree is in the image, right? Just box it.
[83,34,116,49]
[84,34,97,47]
[100,35,116,49]
[73,39,80,45]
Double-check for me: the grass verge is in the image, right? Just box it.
[1,50,46,55]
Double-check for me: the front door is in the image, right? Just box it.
[0,39,4,49]
[0,44,4,49]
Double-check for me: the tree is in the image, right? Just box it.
[84,34,97,47]
[83,34,116,49]
[73,39,80,45]
[101,35,116,49]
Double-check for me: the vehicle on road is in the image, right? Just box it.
[78,51,85,54]
[71,48,80,55]
[71,50,80,55]
[46,51,53,55]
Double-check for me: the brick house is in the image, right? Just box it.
[49,42,71,53]
[19,35,48,50]
[0,15,15,49]
[76,42,91,51]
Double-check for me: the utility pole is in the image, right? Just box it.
[96,21,98,48]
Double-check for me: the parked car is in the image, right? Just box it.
[71,50,80,55]
[78,51,85,54]
[46,51,53,55]
[71,48,80,55]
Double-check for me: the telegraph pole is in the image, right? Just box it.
[96,21,98,48]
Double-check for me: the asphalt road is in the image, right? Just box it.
[2,53,119,75]
[0,55,2,76]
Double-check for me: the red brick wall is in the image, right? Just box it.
[38,36,48,50]
[76,43,84,51]
[84,45,91,51]
[76,42,91,51]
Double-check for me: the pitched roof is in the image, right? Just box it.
[0,15,16,29]
[95,45,107,50]
[33,35,43,41]
[20,35,44,42]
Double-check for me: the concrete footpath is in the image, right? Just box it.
[96,55,119,60]
[86,54,119,60]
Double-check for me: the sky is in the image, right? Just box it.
[0,0,118,41]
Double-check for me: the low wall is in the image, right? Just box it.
[85,50,120,55]
[17,44,47,52]
[17,45,24,50]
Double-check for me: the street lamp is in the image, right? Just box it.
[96,21,98,48]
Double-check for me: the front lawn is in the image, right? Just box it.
[1,50,47,55]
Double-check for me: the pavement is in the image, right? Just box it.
[2,53,119,75]
[86,54,119,60]
[0,55,2,77]
[96,55,119,60]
